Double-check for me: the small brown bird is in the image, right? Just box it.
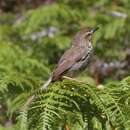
[43,26,99,89]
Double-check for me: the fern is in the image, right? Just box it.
[18,77,130,130]
[0,1,130,130]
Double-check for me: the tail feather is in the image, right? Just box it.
[42,77,52,90]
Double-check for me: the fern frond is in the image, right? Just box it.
[21,77,130,130]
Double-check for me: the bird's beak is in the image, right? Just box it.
[91,26,99,34]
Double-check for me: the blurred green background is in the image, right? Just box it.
[0,0,130,130]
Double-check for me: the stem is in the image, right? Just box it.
[65,124,70,130]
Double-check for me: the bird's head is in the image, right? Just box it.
[73,26,99,45]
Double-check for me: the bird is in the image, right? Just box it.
[42,26,99,89]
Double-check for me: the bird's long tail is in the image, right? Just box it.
[42,77,52,90]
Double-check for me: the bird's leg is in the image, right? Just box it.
[62,76,84,83]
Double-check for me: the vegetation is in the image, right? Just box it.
[0,0,130,130]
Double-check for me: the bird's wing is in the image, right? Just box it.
[52,46,86,81]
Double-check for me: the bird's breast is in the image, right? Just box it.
[67,43,93,75]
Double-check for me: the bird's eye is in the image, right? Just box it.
[86,32,92,36]
[84,32,91,38]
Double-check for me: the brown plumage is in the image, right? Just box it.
[43,27,99,89]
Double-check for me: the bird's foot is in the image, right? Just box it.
[62,76,84,83]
